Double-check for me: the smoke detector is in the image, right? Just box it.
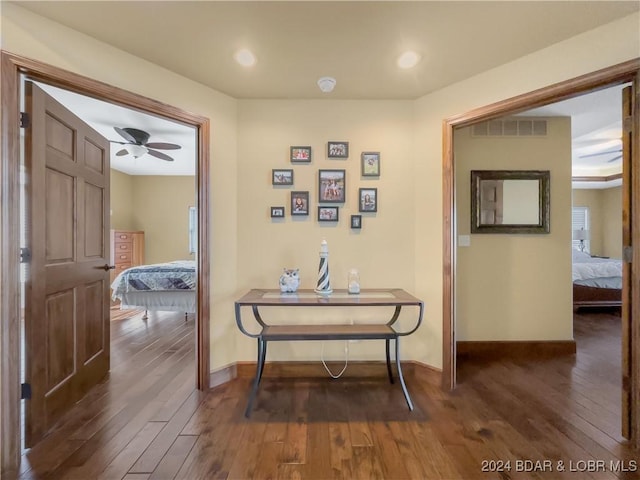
[317,76,336,93]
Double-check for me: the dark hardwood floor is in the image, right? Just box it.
[17,309,639,479]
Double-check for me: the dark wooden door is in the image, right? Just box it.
[621,84,633,440]
[23,82,111,446]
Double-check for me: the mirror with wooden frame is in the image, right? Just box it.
[471,170,550,234]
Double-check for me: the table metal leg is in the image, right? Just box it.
[385,339,394,384]
[258,340,267,385]
[394,337,414,411]
[245,337,265,417]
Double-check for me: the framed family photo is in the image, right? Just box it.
[350,215,362,229]
[327,141,349,158]
[291,191,310,216]
[270,206,285,218]
[272,169,294,185]
[290,146,312,163]
[318,206,339,222]
[318,169,346,203]
[361,152,380,176]
[359,188,377,212]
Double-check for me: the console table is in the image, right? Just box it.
[234,288,424,417]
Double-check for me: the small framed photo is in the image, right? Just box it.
[318,169,346,203]
[327,141,349,158]
[291,191,309,216]
[359,188,378,212]
[361,152,380,177]
[318,206,339,222]
[272,169,294,185]
[290,146,312,163]
[350,215,362,229]
[270,206,285,218]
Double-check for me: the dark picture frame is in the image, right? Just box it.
[318,206,339,222]
[272,169,294,185]
[291,191,310,216]
[327,141,349,158]
[270,206,285,218]
[359,188,377,212]
[290,146,312,163]
[361,152,380,177]
[318,169,346,203]
[350,215,362,229]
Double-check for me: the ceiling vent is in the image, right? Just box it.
[472,119,547,137]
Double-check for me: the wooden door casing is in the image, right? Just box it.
[24,82,111,447]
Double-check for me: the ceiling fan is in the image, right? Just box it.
[578,148,622,163]
[110,127,181,162]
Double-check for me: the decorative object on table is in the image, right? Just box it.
[272,169,294,186]
[315,239,333,295]
[573,228,589,253]
[291,191,309,216]
[290,146,312,163]
[270,206,285,218]
[318,169,346,203]
[350,215,362,229]
[279,268,300,293]
[318,206,339,222]
[327,141,349,158]
[348,268,360,294]
[361,152,380,177]
[359,187,378,212]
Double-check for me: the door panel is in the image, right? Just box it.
[24,81,111,447]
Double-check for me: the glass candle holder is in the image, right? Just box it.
[348,268,360,294]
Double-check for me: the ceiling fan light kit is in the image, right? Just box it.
[110,126,181,161]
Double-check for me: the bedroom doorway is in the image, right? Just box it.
[443,60,640,445]
[1,51,211,462]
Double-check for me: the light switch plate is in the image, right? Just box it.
[458,235,471,247]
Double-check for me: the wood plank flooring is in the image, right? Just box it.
[17,309,639,479]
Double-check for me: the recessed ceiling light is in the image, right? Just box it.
[234,49,256,67]
[397,51,420,69]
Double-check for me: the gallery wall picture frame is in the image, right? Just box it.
[270,206,285,218]
[291,191,310,216]
[272,169,294,186]
[361,152,380,177]
[290,146,312,163]
[327,141,349,158]
[318,169,346,203]
[318,206,339,222]
[359,187,378,213]
[350,215,362,229]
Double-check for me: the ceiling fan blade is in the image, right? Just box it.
[147,149,174,162]
[607,155,623,163]
[579,149,622,159]
[145,142,182,150]
[115,148,129,156]
[114,126,137,144]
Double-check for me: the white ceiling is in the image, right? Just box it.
[36,83,197,176]
[22,2,636,179]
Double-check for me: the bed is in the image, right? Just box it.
[572,250,622,308]
[111,260,196,319]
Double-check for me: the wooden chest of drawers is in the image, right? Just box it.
[110,230,145,283]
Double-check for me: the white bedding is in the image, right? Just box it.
[572,250,622,282]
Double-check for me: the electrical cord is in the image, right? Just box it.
[321,341,349,378]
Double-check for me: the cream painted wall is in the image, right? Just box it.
[413,13,638,366]
[1,4,638,371]
[1,3,239,370]
[110,169,135,231]
[131,176,196,264]
[455,118,573,341]
[572,189,605,256]
[237,100,416,361]
[602,186,623,258]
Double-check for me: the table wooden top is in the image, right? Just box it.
[235,288,423,307]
